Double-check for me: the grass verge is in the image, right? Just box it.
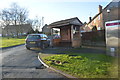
[40,52,118,78]
[0,37,25,48]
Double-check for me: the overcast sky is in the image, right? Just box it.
[0,0,112,27]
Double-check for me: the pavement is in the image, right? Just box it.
[1,45,66,79]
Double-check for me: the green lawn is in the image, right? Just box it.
[0,37,25,48]
[42,53,118,78]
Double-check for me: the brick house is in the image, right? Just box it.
[82,0,120,32]
[2,24,33,37]
[48,17,83,47]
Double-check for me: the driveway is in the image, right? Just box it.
[1,45,66,78]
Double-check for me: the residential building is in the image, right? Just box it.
[83,0,120,32]
[2,24,33,37]
[42,24,51,35]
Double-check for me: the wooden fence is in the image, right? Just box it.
[81,30,106,47]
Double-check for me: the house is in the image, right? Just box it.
[83,0,120,32]
[48,17,83,47]
[42,24,59,36]
[80,22,87,33]
[2,24,33,37]
[42,24,51,35]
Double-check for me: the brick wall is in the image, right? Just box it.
[60,26,71,42]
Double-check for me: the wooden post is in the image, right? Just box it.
[71,25,74,47]
[50,28,53,47]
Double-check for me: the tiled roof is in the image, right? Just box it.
[49,17,83,27]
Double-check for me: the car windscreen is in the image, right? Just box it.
[27,35,41,39]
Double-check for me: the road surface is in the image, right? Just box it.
[1,45,66,79]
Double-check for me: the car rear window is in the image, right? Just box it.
[27,35,41,39]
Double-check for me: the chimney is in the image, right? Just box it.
[98,5,102,13]
[89,17,92,22]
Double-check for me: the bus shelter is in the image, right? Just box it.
[48,17,83,47]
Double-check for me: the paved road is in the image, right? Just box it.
[1,45,66,78]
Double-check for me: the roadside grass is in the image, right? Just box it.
[41,52,118,78]
[0,37,25,48]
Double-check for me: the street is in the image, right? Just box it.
[1,45,65,78]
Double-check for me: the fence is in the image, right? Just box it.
[81,30,106,47]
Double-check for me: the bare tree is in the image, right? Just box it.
[0,9,11,36]
[32,16,41,32]
[10,3,29,37]
[0,3,29,37]
[10,3,28,25]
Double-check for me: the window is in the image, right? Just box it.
[27,35,40,39]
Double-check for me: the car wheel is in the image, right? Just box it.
[26,46,30,50]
